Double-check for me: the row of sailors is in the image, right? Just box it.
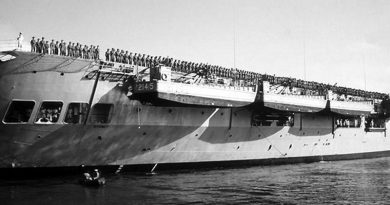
[27,34,386,100]
[30,37,100,60]
[104,50,261,81]
[264,75,387,100]
[104,49,387,100]
[105,49,155,66]
[105,51,265,88]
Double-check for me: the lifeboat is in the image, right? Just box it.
[261,81,327,112]
[329,100,374,115]
[327,90,374,115]
[132,66,257,107]
[263,93,327,112]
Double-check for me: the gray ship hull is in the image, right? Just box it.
[0,51,389,176]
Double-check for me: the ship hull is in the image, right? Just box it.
[0,51,390,176]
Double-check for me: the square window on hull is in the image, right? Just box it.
[64,103,89,124]
[35,101,63,124]
[3,101,35,123]
[89,103,114,124]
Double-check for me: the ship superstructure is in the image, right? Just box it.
[0,39,390,176]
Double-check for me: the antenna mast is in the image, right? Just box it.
[303,39,306,81]
[302,11,307,81]
[233,0,236,70]
[362,55,367,90]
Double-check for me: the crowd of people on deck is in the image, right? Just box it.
[105,49,265,85]
[22,33,388,101]
[29,36,100,60]
[102,46,387,100]
[268,76,387,100]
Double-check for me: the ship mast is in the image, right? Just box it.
[233,0,237,85]
[362,54,367,90]
[302,10,307,81]
[303,38,307,81]
[233,21,236,74]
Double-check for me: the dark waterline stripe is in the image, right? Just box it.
[2,149,390,179]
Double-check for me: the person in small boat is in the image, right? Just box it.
[80,164,92,181]
[83,172,93,181]
[92,169,100,180]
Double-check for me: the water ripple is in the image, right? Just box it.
[2,157,390,204]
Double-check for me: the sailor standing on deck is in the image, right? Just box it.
[44,41,50,54]
[67,41,72,57]
[110,48,116,62]
[50,40,55,55]
[40,37,45,54]
[95,46,100,60]
[35,38,41,53]
[59,40,63,55]
[17,32,24,49]
[83,45,88,59]
[105,49,110,61]
[30,37,36,52]
[74,43,79,58]
[55,41,60,55]
[78,44,83,58]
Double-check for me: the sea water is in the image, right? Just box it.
[2,157,390,205]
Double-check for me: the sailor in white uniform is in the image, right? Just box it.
[17,32,24,49]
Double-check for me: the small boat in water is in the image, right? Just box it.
[79,177,106,187]
[79,169,105,187]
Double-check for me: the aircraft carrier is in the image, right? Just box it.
[0,38,389,176]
